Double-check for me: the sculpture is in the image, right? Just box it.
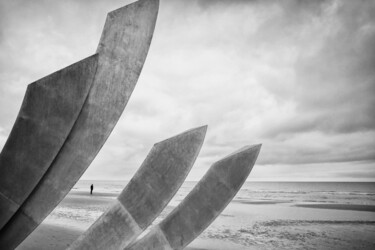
[126,145,261,250]
[68,126,207,250]
[0,0,262,249]
[0,55,98,230]
[0,0,158,248]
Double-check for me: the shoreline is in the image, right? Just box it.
[17,183,375,250]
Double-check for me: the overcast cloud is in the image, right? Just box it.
[0,0,374,181]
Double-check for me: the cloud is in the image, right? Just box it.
[250,160,375,181]
[261,0,375,136]
[0,0,374,181]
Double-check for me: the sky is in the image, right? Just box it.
[0,0,374,181]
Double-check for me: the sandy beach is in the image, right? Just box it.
[17,181,375,249]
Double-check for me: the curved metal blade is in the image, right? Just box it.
[0,54,98,230]
[0,0,159,248]
[126,144,262,250]
[68,126,207,250]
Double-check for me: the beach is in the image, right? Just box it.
[18,181,375,249]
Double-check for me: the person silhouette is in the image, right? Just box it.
[90,184,94,195]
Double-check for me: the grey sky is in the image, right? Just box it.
[0,0,374,181]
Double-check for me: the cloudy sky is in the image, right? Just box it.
[0,0,374,181]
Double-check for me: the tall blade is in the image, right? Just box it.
[0,54,98,230]
[0,0,159,248]
[68,126,207,250]
[126,144,262,250]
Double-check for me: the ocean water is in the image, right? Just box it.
[72,180,375,206]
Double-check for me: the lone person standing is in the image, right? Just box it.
[90,184,94,195]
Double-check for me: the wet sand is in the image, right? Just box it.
[18,224,248,250]
[234,200,290,205]
[18,224,81,250]
[294,203,375,212]
[17,191,375,250]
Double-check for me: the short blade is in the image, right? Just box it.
[127,144,262,250]
[68,126,207,250]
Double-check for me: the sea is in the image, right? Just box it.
[72,180,375,206]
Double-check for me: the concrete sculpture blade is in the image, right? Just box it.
[0,54,98,230]
[0,0,159,248]
[126,144,262,250]
[68,126,207,250]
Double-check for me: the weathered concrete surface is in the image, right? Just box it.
[128,226,173,250]
[68,126,206,250]
[70,201,143,250]
[126,144,262,250]
[0,0,159,248]
[0,54,98,230]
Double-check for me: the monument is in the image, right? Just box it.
[0,54,98,230]
[126,145,261,250]
[68,126,207,250]
[0,0,158,248]
[0,0,262,249]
